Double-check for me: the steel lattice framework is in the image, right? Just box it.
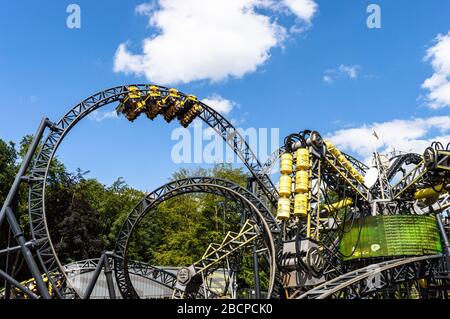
[24,85,279,298]
[63,258,178,294]
[63,258,177,289]
[0,83,448,300]
[298,255,443,299]
[113,177,280,299]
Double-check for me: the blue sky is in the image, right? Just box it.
[1,0,449,191]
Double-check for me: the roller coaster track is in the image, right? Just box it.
[261,147,285,176]
[195,220,258,275]
[391,162,428,200]
[387,153,423,182]
[113,177,280,299]
[24,85,279,298]
[0,258,179,299]
[4,83,445,300]
[392,149,449,200]
[171,220,259,298]
[64,258,177,291]
[322,153,368,200]
[63,258,214,298]
[198,104,279,204]
[261,146,368,178]
[298,254,442,299]
[345,153,370,173]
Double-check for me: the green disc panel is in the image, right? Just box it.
[340,215,442,261]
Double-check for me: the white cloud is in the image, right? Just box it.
[135,2,155,16]
[88,110,119,122]
[339,64,359,79]
[114,0,318,85]
[422,31,450,109]
[282,0,317,22]
[262,0,317,23]
[114,43,146,76]
[323,75,332,83]
[327,116,450,160]
[202,94,235,115]
[323,64,361,83]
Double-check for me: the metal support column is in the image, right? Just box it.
[247,177,261,298]
[103,253,117,299]
[0,241,36,256]
[0,117,49,226]
[0,269,39,299]
[253,241,261,299]
[4,229,13,299]
[84,254,106,299]
[5,207,51,299]
[437,214,450,271]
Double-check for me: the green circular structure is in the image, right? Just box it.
[340,215,443,261]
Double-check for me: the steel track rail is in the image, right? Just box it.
[298,254,442,299]
[63,259,185,296]
[113,177,279,299]
[26,85,279,298]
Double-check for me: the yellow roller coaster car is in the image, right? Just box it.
[162,88,181,122]
[177,95,198,119]
[116,86,146,122]
[144,85,164,120]
[180,104,203,128]
[12,273,63,299]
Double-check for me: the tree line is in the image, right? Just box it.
[0,135,251,285]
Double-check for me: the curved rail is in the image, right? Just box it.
[26,85,279,298]
[63,258,179,292]
[298,254,442,299]
[113,177,279,299]
[261,147,285,176]
[387,153,423,181]
[64,258,176,287]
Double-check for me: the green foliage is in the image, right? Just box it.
[1,136,255,287]
[0,139,19,274]
[82,177,145,248]
[0,139,17,205]
[128,163,248,267]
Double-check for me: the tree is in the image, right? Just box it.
[0,139,17,205]
[127,164,249,269]
[1,135,257,290]
[0,139,19,277]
